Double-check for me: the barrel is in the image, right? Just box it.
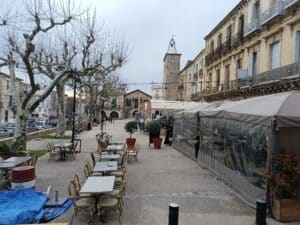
[11,166,36,190]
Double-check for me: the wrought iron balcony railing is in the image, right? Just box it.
[252,62,300,86]
[244,17,260,37]
[260,1,283,26]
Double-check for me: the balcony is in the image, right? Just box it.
[178,84,184,90]
[244,18,260,37]
[193,72,198,80]
[284,0,299,9]
[260,1,283,26]
[252,62,300,86]
[231,32,244,47]
[198,69,203,78]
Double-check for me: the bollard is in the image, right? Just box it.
[256,198,267,225]
[169,203,179,225]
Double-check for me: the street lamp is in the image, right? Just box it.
[67,69,81,145]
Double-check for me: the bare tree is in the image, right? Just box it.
[0,0,82,150]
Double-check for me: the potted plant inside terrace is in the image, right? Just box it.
[0,143,28,160]
[268,153,300,222]
[146,120,162,149]
[124,121,137,148]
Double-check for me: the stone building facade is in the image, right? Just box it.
[162,38,181,101]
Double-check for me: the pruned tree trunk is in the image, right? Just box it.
[56,81,66,136]
[13,109,28,151]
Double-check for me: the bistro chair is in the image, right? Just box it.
[97,195,122,225]
[127,143,139,162]
[47,143,59,161]
[90,153,96,168]
[67,141,78,160]
[27,157,38,166]
[68,180,96,225]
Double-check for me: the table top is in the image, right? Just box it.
[107,144,124,151]
[53,142,72,148]
[100,154,120,160]
[93,161,118,172]
[80,176,115,194]
[0,157,31,169]
[2,156,31,164]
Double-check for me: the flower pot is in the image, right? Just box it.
[272,199,300,222]
[126,138,136,148]
[153,138,163,149]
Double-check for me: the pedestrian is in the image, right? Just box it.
[134,111,141,132]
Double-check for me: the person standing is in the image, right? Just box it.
[134,111,141,132]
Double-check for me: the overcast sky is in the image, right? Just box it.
[86,0,241,93]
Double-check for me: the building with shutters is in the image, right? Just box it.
[191,0,300,101]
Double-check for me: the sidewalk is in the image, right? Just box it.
[30,119,292,225]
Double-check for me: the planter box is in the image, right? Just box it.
[272,199,300,222]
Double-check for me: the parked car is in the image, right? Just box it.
[34,121,47,130]
[5,123,16,136]
[27,123,39,133]
[0,128,12,138]
[47,120,58,128]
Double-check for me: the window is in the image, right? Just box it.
[8,95,13,107]
[238,15,244,38]
[225,65,230,89]
[295,31,300,62]
[6,80,9,90]
[208,73,212,89]
[271,42,280,69]
[216,69,221,88]
[189,73,191,81]
[253,1,260,20]
[248,51,258,77]
[217,34,222,47]
[210,41,214,52]
[236,58,242,70]
[227,25,232,41]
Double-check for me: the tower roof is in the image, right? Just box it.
[167,37,177,54]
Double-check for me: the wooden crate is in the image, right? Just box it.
[272,199,300,222]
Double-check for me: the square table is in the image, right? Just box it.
[79,176,115,195]
[53,142,72,160]
[0,157,31,169]
[93,161,118,173]
[99,154,120,161]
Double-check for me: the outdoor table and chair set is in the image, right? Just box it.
[67,136,131,224]
[47,140,81,161]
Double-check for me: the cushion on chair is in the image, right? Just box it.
[99,197,118,207]
[76,197,96,207]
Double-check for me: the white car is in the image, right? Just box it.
[35,121,47,130]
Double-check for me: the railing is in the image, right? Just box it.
[284,0,299,9]
[231,32,243,46]
[103,105,123,110]
[178,84,184,90]
[205,39,231,66]
[252,62,300,86]
[0,127,58,146]
[260,1,283,25]
[244,17,260,36]
[198,69,203,77]
[193,72,198,80]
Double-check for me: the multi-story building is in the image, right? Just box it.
[151,84,163,100]
[191,0,300,101]
[0,72,23,123]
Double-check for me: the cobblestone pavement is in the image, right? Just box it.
[29,119,297,225]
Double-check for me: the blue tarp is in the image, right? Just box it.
[0,189,47,225]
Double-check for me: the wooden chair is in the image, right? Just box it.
[90,153,96,168]
[68,180,96,225]
[97,195,122,225]
[127,143,139,162]
[83,161,102,178]
[67,141,78,160]
[47,143,59,161]
[27,157,38,166]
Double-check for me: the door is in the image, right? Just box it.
[271,42,280,69]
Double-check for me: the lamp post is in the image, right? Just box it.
[67,69,81,145]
